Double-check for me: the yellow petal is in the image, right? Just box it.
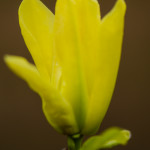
[4,55,78,134]
[54,0,101,130]
[19,0,54,80]
[4,55,45,93]
[83,0,126,134]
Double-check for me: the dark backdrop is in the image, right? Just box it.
[0,0,149,149]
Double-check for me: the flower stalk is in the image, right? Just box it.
[68,135,83,150]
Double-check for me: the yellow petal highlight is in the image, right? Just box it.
[83,0,126,134]
[19,0,54,80]
[54,0,101,130]
[4,55,78,135]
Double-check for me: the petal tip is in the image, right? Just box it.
[4,55,14,65]
[4,55,27,69]
[117,0,127,13]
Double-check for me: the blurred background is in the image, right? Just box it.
[0,0,149,149]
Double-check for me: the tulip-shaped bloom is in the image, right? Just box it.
[5,0,126,135]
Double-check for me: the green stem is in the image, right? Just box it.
[67,135,83,150]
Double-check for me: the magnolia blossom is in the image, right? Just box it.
[5,0,126,135]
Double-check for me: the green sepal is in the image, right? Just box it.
[80,127,131,150]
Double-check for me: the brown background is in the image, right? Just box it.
[0,0,149,149]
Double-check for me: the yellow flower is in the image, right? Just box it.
[4,0,126,135]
